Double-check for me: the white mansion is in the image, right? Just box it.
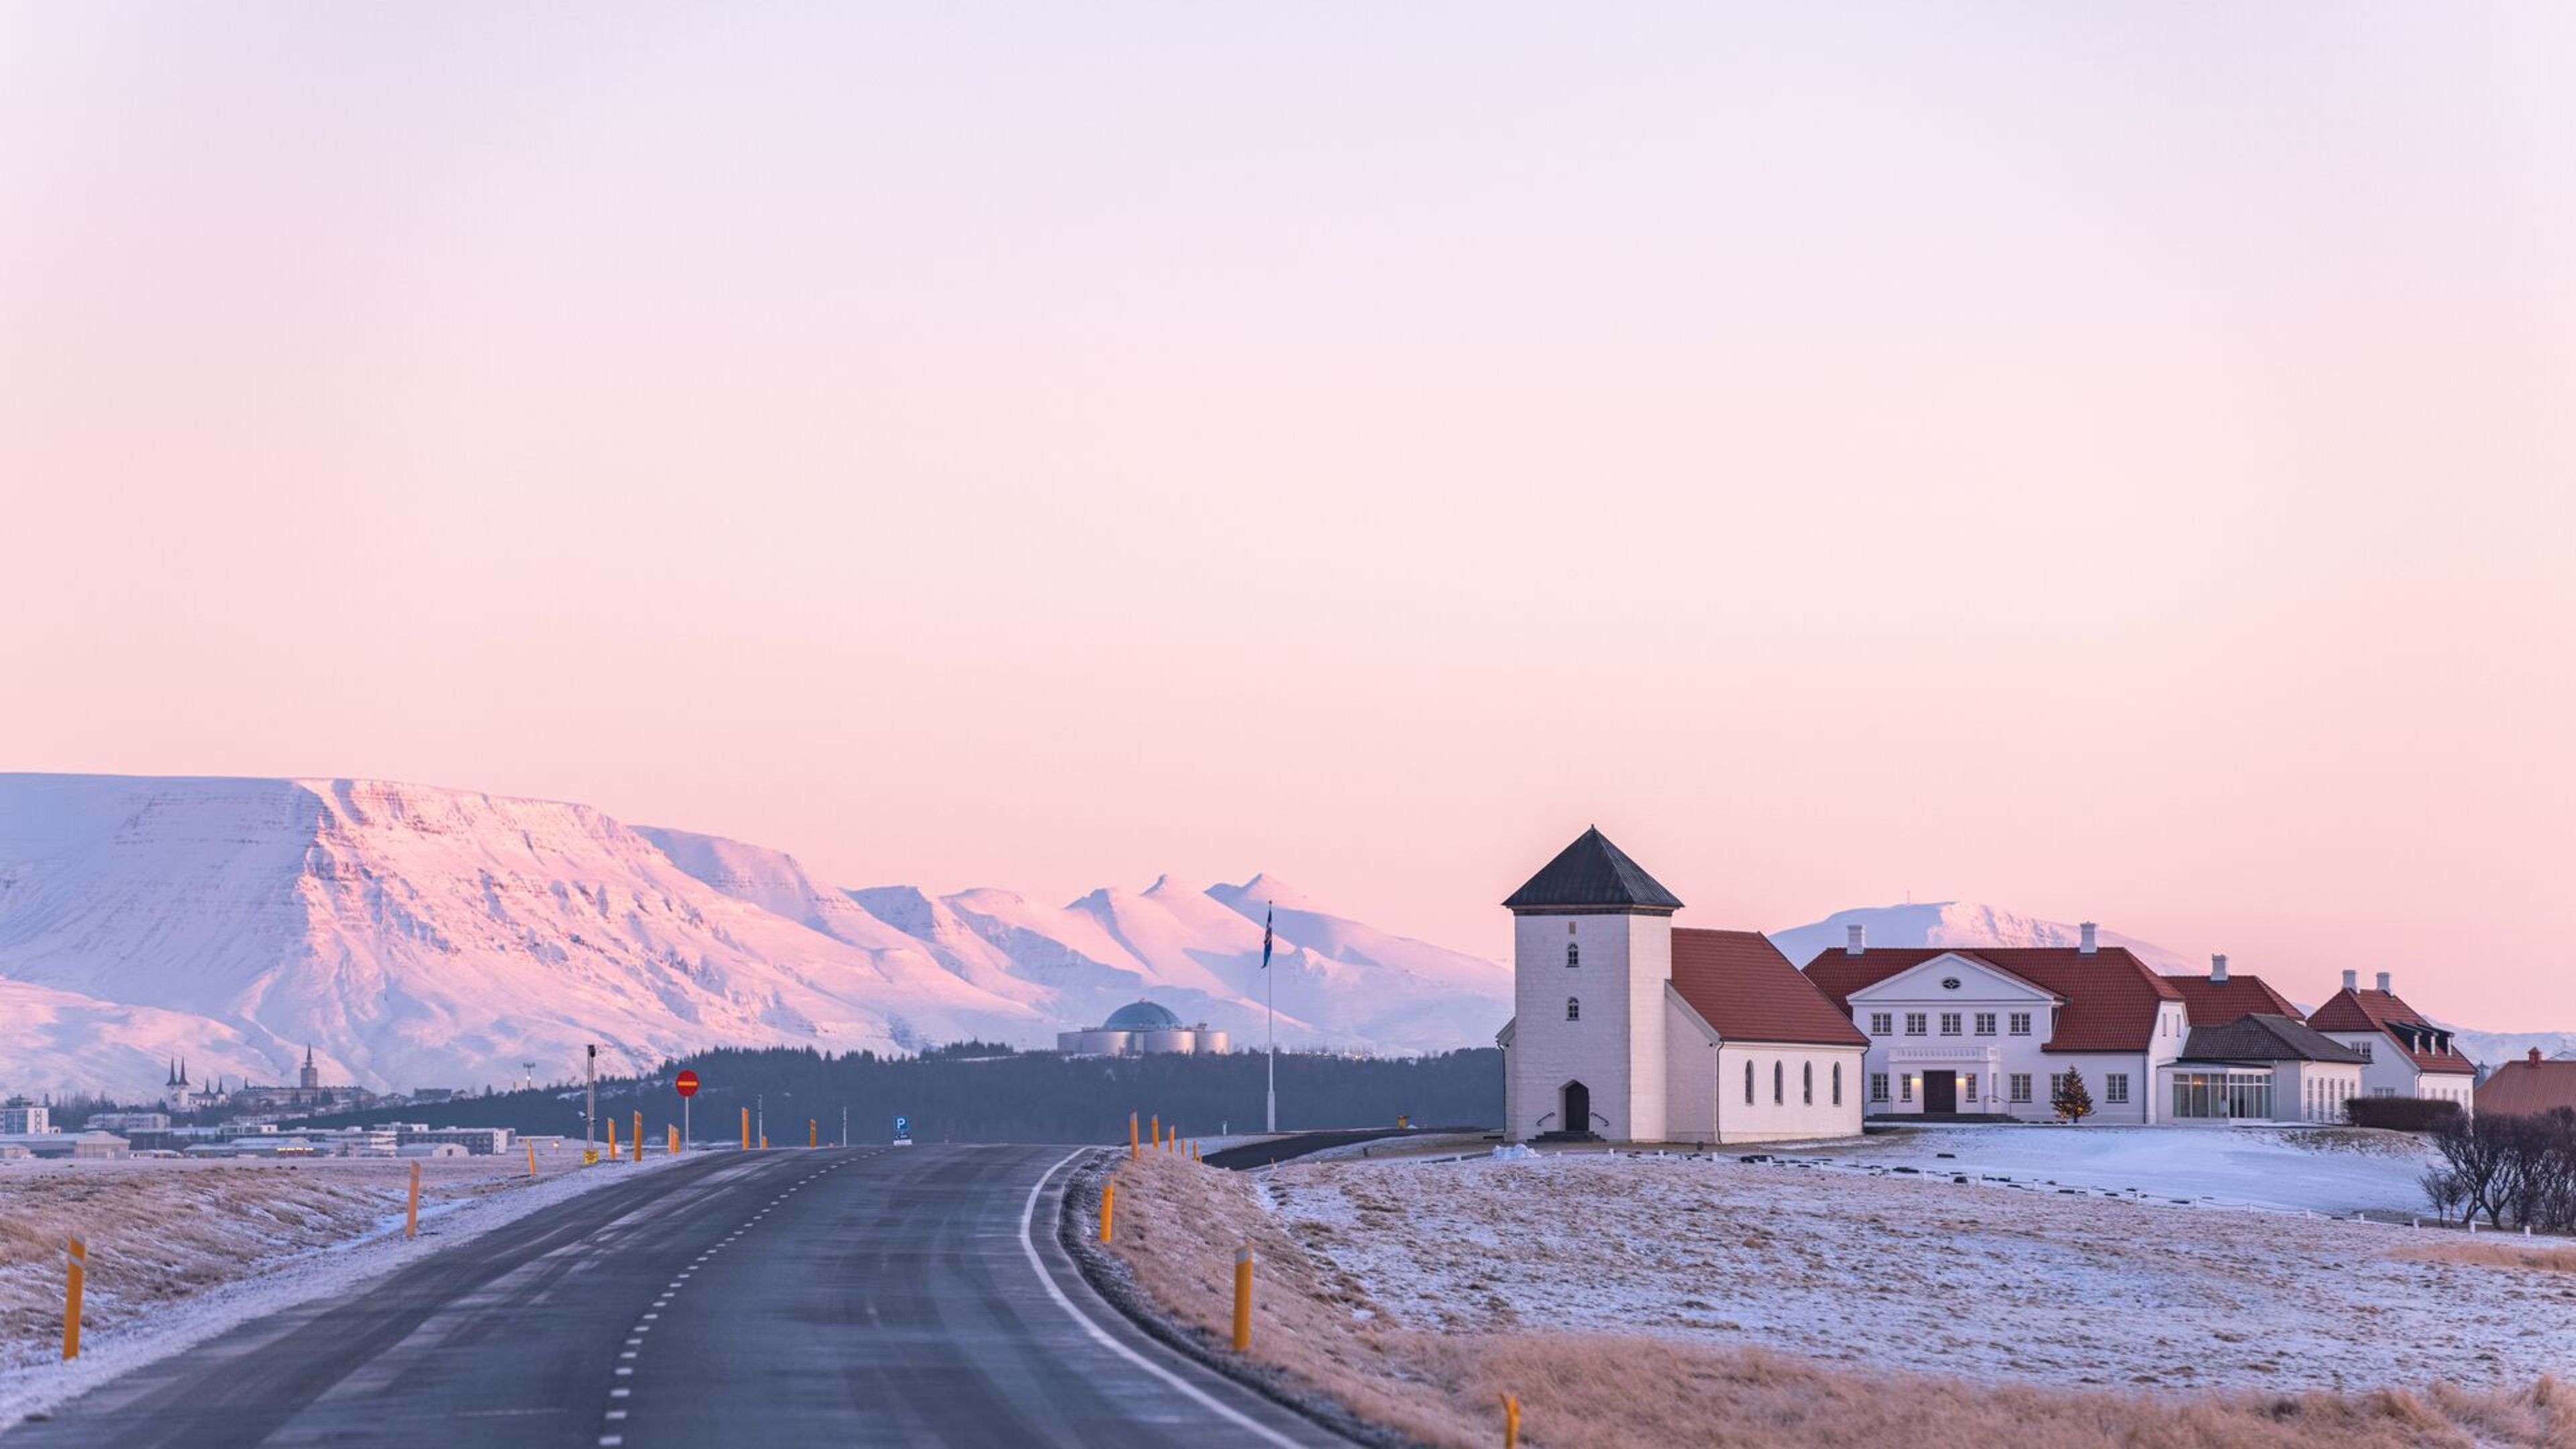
[1498,828,2468,1144]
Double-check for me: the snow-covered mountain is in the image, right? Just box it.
[2441,1029,2576,1071]
[0,775,1045,1096]
[0,775,1511,1100]
[1768,902,2199,975]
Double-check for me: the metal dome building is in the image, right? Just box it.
[1058,1000,1230,1057]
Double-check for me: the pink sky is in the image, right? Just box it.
[4,7,2571,1026]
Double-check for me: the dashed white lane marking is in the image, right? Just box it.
[1020,1151,1306,1449]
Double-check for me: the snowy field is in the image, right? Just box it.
[1767,1123,2438,1216]
[1261,1136,2574,1395]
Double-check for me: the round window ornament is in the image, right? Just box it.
[1941,977,1962,990]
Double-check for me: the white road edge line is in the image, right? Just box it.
[1018,1150,1305,1449]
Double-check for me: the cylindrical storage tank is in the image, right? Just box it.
[1141,1029,1195,1055]
[1196,1030,1230,1054]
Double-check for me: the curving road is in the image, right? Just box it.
[9,1145,1344,1448]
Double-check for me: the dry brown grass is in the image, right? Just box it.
[2394,1239,2576,1275]
[1104,1151,2576,1448]
[0,1150,594,1366]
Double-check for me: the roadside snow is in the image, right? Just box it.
[0,1150,708,1430]
[1768,1124,2436,1216]
[1263,1144,2573,1395]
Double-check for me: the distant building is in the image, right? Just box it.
[2477,1049,2576,1118]
[1057,1001,1230,1057]
[2304,972,2478,1112]
[0,1099,51,1134]
[85,1111,172,1133]
[227,1044,376,1113]
[0,1132,129,1160]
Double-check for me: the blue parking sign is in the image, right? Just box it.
[894,1116,910,1138]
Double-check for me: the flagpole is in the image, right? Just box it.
[1265,904,1277,1134]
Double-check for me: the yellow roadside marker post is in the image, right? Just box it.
[607,1116,618,1161]
[526,1142,537,1176]
[1128,1113,1138,1159]
[62,1236,85,1360]
[668,1124,678,1155]
[1150,1115,1160,1152]
[741,1107,750,1150]
[760,1135,767,1150]
[1100,1183,1115,1243]
[633,1111,643,1163]
[1232,1245,1254,1351]
[1501,1393,1520,1446]
[406,1161,422,1240]
[809,1119,816,1149]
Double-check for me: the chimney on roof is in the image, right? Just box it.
[2533,1049,2544,1065]
[2078,922,2098,955]
[1845,923,1866,956]
[2375,971,2392,994]
[2210,953,2229,983]
[2343,969,2359,991]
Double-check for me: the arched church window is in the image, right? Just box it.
[1774,1061,1784,1104]
[1803,1061,1813,1105]
[1566,997,1580,1022]
[1832,1062,1843,1106]
[1744,1061,1755,1104]
[1567,942,1579,969]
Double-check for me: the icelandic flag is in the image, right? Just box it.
[1260,907,1273,969]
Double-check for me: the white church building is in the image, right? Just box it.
[1495,828,1868,1145]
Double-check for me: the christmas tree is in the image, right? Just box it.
[2051,1067,2095,1124]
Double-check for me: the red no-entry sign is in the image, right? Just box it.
[675,1070,700,1098]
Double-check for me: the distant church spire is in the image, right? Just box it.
[166,1057,177,1087]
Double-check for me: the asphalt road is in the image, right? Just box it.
[10,1145,1346,1448]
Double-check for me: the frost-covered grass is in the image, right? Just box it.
[1265,1148,2574,1395]
[1104,1150,2576,1448]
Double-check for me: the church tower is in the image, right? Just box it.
[1499,827,1681,1143]
[300,1044,319,1093]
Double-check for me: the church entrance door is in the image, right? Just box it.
[1924,1070,1957,1114]
[1562,1081,1592,1135]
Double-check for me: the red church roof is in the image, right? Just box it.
[2305,987,2475,1075]
[2161,973,2301,1028]
[1803,946,2180,1054]
[1671,929,1868,1048]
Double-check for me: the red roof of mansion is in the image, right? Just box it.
[2161,973,2302,1028]
[1804,946,2181,1054]
[2305,987,2476,1075]
[1671,929,1869,1048]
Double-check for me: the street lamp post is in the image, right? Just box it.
[584,1044,597,1160]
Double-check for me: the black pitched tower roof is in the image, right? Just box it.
[1503,826,1684,915]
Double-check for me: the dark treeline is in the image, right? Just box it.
[294,1044,1502,1145]
[2420,1108,2576,1230]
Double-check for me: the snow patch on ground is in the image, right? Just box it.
[1768,1124,2436,1216]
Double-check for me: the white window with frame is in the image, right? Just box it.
[2009,1073,2033,1104]
[2356,1040,2373,1061]
[1870,1012,1893,1036]
[1566,942,1579,969]
[1566,997,1580,1022]
[1904,1012,1928,1036]
[1900,1073,1914,1103]
[2009,1012,2033,1036]
[1870,1072,1888,1104]
[1963,1074,1979,1103]
[1939,1012,1962,1036]
[2105,1073,2129,1105]
[1974,1012,1996,1036]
